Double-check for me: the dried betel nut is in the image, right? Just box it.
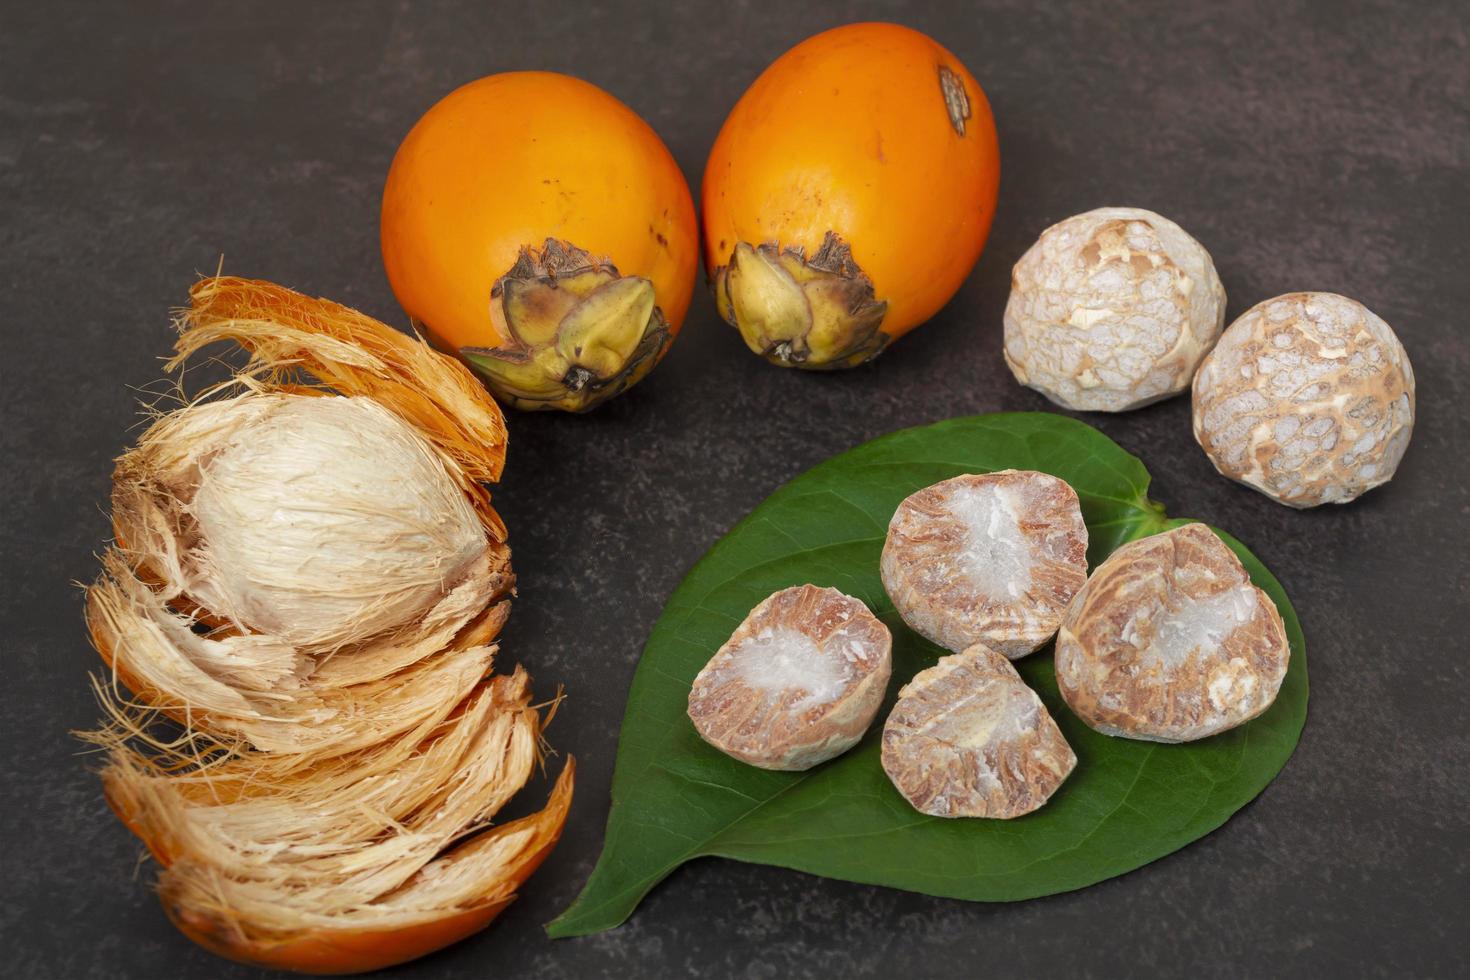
[1055,523,1290,743]
[1191,291,1415,507]
[881,470,1089,659]
[881,643,1076,819]
[687,585,892,771]
[1004,206,1226,411]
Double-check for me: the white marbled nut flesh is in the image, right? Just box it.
[880,470,1089,659]
[881,643,1076,819]
[687,584,892,771]
[1003,206,1226,411]
[1191,291,1415,507]
[1055,523,1290,743]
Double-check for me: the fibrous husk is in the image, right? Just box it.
[97,278,518,746]
[94,671,572,974]
[178,275,509,500]
[82,277,572,973]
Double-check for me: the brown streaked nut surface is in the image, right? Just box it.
[687,584,892,771]
[1003,206,1226,412]
[880,470,1089,659]
[1191,291,1416,507]
[881,643,1076,819]
[1055,523,1290,743]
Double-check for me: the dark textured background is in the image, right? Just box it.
[3,1,1466,977]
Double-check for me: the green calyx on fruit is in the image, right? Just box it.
[713,232,889,370]
[460,239,670,412]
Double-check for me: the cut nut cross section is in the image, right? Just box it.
[881,643,1076,819]
[881,470,1089,658]
[1055,523,1290,742]
[687,585,892,771]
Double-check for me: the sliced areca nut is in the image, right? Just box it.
[714,232,889,369]
[881,470,1089,659]
[462,238,672,412]
[1055,522,1290,742]
[881,643,1076,819]
[687,584,892,771]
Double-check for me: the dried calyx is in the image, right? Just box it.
[84,277,571,973]
[459,238,671,412]
[712,232,889,369]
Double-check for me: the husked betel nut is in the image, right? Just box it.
[1004,207,1226,411]
[882,643,1076,819]
[687,584,892,771]
[881,470,1089,659]
[1055,523,1290,742]
[1192,291,1415,507]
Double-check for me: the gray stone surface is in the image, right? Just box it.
[2,1,1466,976]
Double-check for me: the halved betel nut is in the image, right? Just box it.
[881,643,1076,819]
[1055,523,1290,742]
[881,470,1089,659]
[687,584,892,771]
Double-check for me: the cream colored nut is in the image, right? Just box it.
[687,584,892,771]
[881,643,1076,819]
[1056,523,1289,743]
[1192,291,1415,507]
[881,470,1089,659]
[1004,206,1226,411]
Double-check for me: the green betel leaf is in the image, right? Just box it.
[548,413,1308,938]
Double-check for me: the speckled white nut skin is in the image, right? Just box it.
[1191,292,1415,507]
[1055,523,1290,743]
[687,584,892,771]
[1003,207,1226,411]
[880,470,1089,659]
[881,643,1076,819]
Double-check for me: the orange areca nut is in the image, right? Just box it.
[702,22,1000,369]
[382,72,699,411]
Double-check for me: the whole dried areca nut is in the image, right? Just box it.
[1004,207,1226,411]
[881,470,1089,659]
[687,585,892,771]
[1192,292,1415,507]
[881,643,1076,819]
[1055,523,1290,743]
